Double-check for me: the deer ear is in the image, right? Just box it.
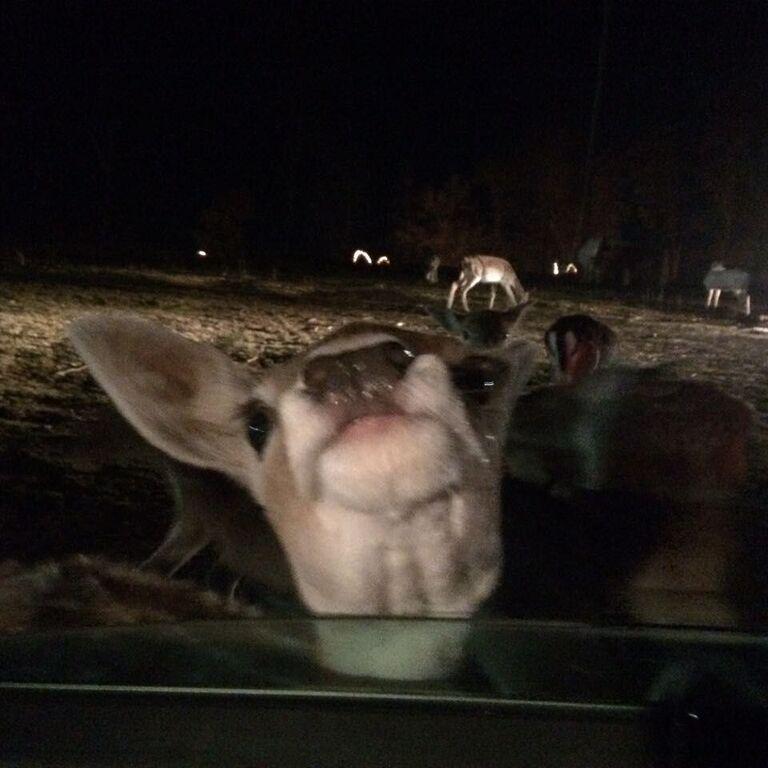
[563,330,578,360]
[564,340,600,384]
[69,313,259,483]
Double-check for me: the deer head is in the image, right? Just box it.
[429,302,532,348]
[544,313,617,384]
[69,314,536,620]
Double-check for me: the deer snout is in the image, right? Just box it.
[302,341,417,401]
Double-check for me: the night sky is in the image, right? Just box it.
[3,1,767,260]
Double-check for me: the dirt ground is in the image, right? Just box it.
[1,267,766,572]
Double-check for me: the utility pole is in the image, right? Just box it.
[574,0,611,257]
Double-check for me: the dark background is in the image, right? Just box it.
[2,1,767,279]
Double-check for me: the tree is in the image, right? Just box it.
[698,103,768,273]
[394,176,491,266]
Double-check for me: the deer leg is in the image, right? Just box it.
[706,289,713,308]
[228,576,243,603]
[447,280,461,309]
[461,275,482,312]
[489,284,497,309]
[745,293,751,316]
[502,281,518,309]
[713,288,722,308]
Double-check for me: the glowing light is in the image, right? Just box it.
[565,263,578,274]
[352,249,372,265]
[197,250,207,257]
[376,256,390,266]
[553,262,560,275]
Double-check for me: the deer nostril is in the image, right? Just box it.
[303,356,351,395]
[246,406,272,454]
[381,341,416,376]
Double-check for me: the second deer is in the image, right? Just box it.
[506,313,754,625]
[446,255,528,312]
[704,262,751,316]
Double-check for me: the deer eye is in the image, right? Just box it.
[450,356,509,403]
[246,404,273,454]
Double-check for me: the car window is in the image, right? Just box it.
[0,0,766,709]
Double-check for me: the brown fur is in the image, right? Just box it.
[509,369,753,504]
[507,317,755,626]
[0,555,259,634]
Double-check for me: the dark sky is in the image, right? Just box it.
[2,1,767,255]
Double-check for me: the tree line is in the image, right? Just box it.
[6,101,767,290]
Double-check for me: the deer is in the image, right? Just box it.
[428,301,533,349]
[425,255,462,285]
[446,255,528,312]
[39,312,535,678]
[704,262,751,316]
[505,314,754,626]
[509,313,752,503]
[425,255,441,284]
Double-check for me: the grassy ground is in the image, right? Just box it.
[1,267,766,570]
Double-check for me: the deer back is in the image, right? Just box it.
[507,370,752,504]
[704,268,750,291]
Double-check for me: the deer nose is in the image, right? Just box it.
[303,341,416,399]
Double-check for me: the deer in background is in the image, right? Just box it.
[704,262,751,315]
[510,312,752,503]
[429,301,533,349]
[447,255,528,311]
[42,313,535,678]
[506,313,754,625]
[425,255,441,284]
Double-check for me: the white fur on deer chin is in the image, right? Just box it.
[318,415,459,512]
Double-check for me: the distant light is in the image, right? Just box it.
[553,262,560,275]
[353,249,372,265]
[197,250,207,257]
[376,256,390,266]
[565,262,578,274]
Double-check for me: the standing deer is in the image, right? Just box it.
[704,262,751,316]
[425,255,441,284]
[52,313,536,678]
[447,256,528,312]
